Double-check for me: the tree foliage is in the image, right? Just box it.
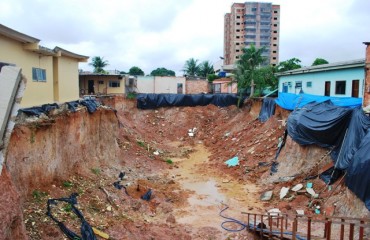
[183,58,200,76]
[234,44,266,103]
[207,73,219,82]
[277,58,302,72]
[89,56,109,73]
[312,58,329,66]
[150,67,175,76]
[129,66,144,76]
[198,61,214,77]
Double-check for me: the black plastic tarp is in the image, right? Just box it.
[258,97,276,122]
[19,103,59,116]
[287,101,352,148]
[345,130,370,210]
[334,108,370,169]
[137,93,241,109]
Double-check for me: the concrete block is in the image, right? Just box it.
[0,66,22,174]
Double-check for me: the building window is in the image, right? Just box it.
[273,57,277,60]
[109,81,120,88]
[236,43,240,45]
[236,49,240,52]
[274,10,278,13]
[335,81,346,94]
[236,29,240,32]
[273,51,277,53]
[236,36,240,39]
[307,82,312,87]
[273,24,278,27]
[273,37,277,40]
[98,80,104,84]
[237,16,241,19]
[236,56,240,59]
[273,31,278,33]
[32,68,46,82]
[274,17,278,20]
[273,44,277,46]
[236,22,240,25]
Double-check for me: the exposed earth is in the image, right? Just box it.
[1,96,369,239]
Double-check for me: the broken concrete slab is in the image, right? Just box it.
[292,183,303,192]
[260,190,273,201]
[273,176,295,183]
[0,66,24,175]
[280,187,290,199]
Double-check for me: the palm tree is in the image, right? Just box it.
[198,61,214,77]
[235,44,266,101]
[183,58,200,76]
[89,56,109,73]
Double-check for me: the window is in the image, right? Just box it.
[306,82,312,87]
[236,22,240,25]
[237,16,241,19]
[98,80,104,84]
[295,81,302,88]
[236,49,240,52]
[273,57,277,60]
[335,81,346,94]
[274,10,278,13]
[109,81,120,88]
[236,36,240,39]
[273,31,278,33]
[32,68,46,82]
[236,43,240,45]
[273,24,278,27]
[236,29,240,32]
[274,17,278,20]
[236,56,240,59]
[273,37,277,40]
[273,51,277,53]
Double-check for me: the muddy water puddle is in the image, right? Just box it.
[171,143,263,235]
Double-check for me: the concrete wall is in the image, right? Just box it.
[0,35,54,107]
[278,67,364,97]
[364,44,370,106]
[186,80,209,94]
[137,76,155,93]
[137,76,186,94]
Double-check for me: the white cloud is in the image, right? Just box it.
[1,0,369,74]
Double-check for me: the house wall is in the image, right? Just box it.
[79,75,124,95]
[137,76,186,94]
[54,56,80,102]
[154,76,186,94]
[364,44,370,106]
[186,80,209,94]
[0,35,55,107]
[212,78,238,93]
[137,76,155,93]
[278,67,364,98]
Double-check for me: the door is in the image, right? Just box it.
[324,81,331,96]
[282,83,288,93]
[88,80,95,94]
[352,80,359,98]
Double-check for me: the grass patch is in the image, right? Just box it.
[91,168,101,175]
[165,159,173,164]
[62,181,73,188]
[126,92,137,99]
[32,190,47,202]
[137,140,145,148]
[62,203,73,212]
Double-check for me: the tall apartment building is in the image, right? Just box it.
[223,2,280,66]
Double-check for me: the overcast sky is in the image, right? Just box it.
[1,0,370,75]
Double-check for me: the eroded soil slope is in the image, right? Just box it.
[1,96,369,240]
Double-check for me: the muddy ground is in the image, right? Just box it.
[4,96,369,239]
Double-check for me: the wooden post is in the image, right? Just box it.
[359,220,364,240]
[247,213,250,231]
[340,219,345,240]
[280,216,284,239]
[292,217,297,240]
[260,214,264,238]
[326,220,332,240]
[269,215,272,239]
[254,214,257,233]
[349,223,354,240]
[307,217,311,240]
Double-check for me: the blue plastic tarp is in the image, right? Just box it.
[275,92,362,110]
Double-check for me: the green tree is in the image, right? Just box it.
[255,65,278,93]
[183,58,200,76]
[198,61,214,77]
[89,56,109,73]
[312,58,329,66]
[150,67,175,76]
[207,73,219,82]
[234,44,266,104]
[129,66,144,76]
[277,58,302,72]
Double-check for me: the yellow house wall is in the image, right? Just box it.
[0,35,54,107]
[79,75,124,95]
[54,56,80,102]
